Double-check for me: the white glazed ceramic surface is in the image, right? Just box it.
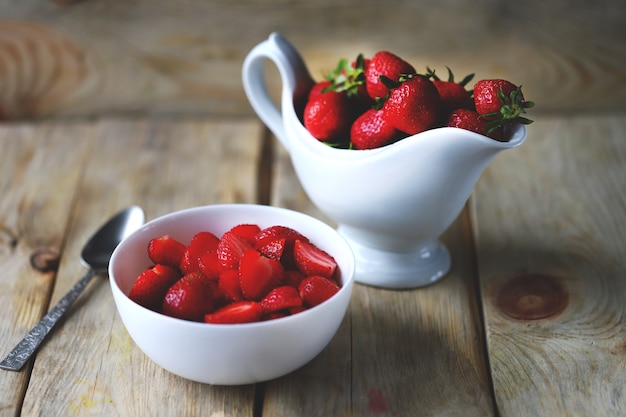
[242,33,527,289]
[109,204,355,385]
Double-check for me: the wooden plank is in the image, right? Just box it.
[473,114,626,416]
[261,136,495,416]
[0,0,624,119]
[0,122,91,417]
[261,139,351,416]
[15,118,264,417]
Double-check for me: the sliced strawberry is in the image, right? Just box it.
[293,239,338,280]
[180,231,220,274]
[128,264,182,312]
[198,250,222,279]
[255,225,305,246]
[147,235,186,270]
[162,272,215,322]
[229,223,261,245]
[263,311,290,321]
[283,269,306,288]
[289,306,307,315]
[255,225,308,265]
[204,301,263,324]
[218,269,244,302]
[257,237,287,261]
[216,231,253,270]
[298,275,340,308]
[239,249,284,301]
[260,285,303,314]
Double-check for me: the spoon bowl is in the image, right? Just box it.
[81,207,146,271]
[0,206,145,372]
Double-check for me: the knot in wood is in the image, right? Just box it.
[494,274,568,320]
[30,247,60,273]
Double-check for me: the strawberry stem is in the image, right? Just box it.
[325,54,367,98]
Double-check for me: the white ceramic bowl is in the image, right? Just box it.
[109,204,355,385]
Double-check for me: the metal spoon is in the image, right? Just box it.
[0,206,145,372]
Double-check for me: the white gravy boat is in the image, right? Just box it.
[242,33,526,288]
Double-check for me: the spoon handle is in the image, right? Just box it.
[0,269,97,372]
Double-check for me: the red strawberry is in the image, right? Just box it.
[350,108,405,150]
[198,250,222,279]
[255,225,308,263]
[128,264,182,312]
[427,67,474,115]
[256,237,286,261]
[365,51,416,100]
[260,285,303,314]
[298,275,340,308]
[308,80,332,101]
[325,54,373,111]
[239,249,284,301]
[147,235,186,270]
[303,88,356,144]
[289,306,307,315]
[216,231,253,270]
[228,223,261,245]
[446,108,504,141]
[255,225,308,246]
[433,80,474,114]
[381,74,441,135]
[180,231,220,274]
[283,269,306,288]
[218,269,244,302]
[473,79,534,130]
[264,311,289,321]
[293,239,338,280]
[162,272,215,321]
[204,301,263,324]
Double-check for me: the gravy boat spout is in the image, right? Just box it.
[243,33,527,289]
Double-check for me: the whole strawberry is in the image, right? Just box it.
[381,74,442,135]
[446,108,504,141]
[350,108,405,150]
[303,86,356,144]
[365,51,416,100]
[427,67,474,115]
[473,79,534,131]
[326,54,373,110]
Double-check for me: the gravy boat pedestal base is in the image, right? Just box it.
[339,229,450,288]
[243,33,527,289]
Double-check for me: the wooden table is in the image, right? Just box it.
[1,114,624,417]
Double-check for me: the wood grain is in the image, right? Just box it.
[261,137,494,416]
[0,0,624,119]
[473,114,626,416]
[0,122,90,415]
[1,113,624,417]
[7,119,263,417]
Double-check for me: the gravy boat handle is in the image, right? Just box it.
[242,33,315,153]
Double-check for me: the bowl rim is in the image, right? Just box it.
[109,203,356,330]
